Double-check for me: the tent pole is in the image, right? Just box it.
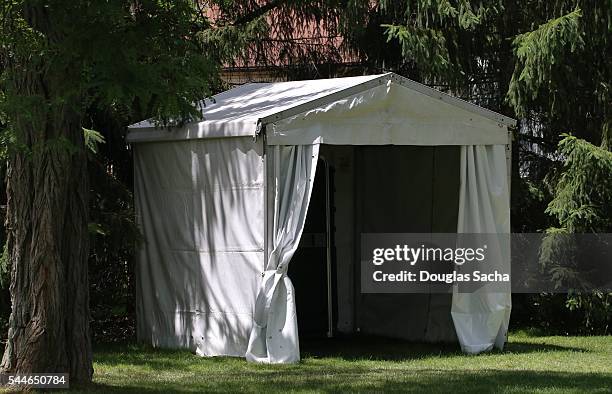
[320,155,334,338]
[272,145,280,246]
[506,128,513,195]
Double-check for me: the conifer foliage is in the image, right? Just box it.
[384,1,611,333]
[0,0,218,381]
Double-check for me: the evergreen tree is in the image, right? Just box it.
[0,0,217,381]
[383,0,611,332]
[381,0,610,227]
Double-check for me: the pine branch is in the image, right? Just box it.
[232,0,289,26]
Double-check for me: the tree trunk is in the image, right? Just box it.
[0,6,93,378]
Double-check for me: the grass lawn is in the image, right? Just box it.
[2,332,611,393]
[77,332,611,393]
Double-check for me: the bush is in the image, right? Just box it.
[87,129,141,344]
[538,135,612,335]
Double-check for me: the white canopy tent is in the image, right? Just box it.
[128,72,515,363]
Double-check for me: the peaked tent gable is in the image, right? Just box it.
[126,73,516,144]
[267,77,511,146]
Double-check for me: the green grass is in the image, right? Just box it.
[84,332,612,393]
[4,333,612,393]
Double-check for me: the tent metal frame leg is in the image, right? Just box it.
[319,155,334,338]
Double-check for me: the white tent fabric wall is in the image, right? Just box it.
[246,144,320,363]
[451,145,512,353]
[133,137,265,357]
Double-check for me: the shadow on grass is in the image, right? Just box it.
[75,369,612,393]
[91,336,590,374]
[299,336,588,361]
[93,343,196,371]
[82,337,610,393]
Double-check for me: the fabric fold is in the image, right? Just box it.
[451,145,512,354]
[246,144,319,363]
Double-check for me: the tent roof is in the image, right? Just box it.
[126,72,516,144]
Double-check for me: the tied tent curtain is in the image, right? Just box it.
[246,144,320,363]
[451,145,512,353]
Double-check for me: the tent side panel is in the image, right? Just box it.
[133,137,265,357]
